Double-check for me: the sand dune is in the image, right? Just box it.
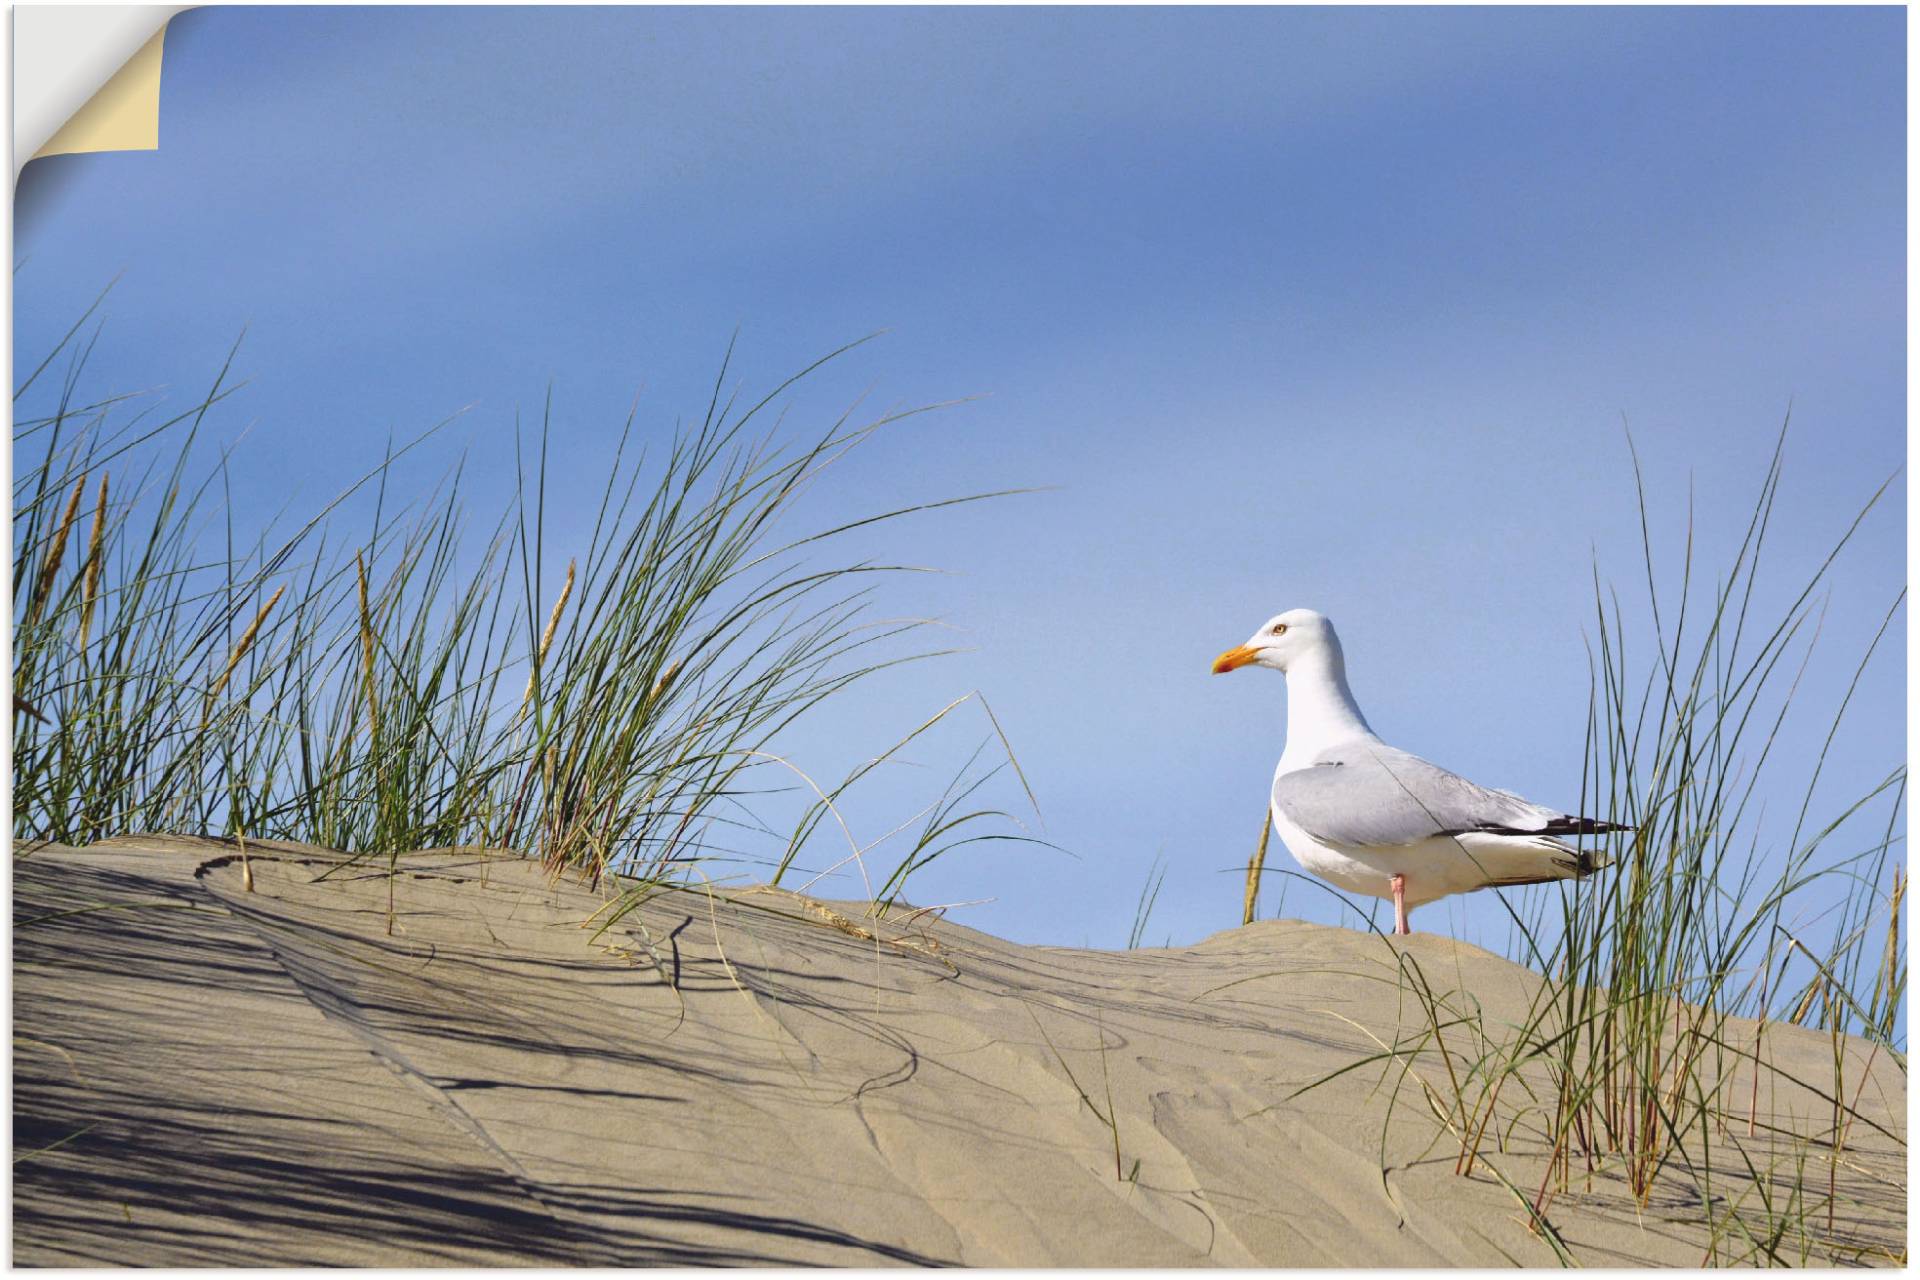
[14,838,1905,1266]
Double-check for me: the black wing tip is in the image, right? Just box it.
[1467,816,1634,839]
[1539,815,1634,838]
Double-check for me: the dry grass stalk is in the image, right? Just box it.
[775,889,944,958]
[1242,809,1271,925]
[1880,865,1903,1008]
[236,828,254,893]
[26,474,87,628]
[1791,975,1825,1025]
[499,759,539,853]
[78,473,109,649]
[204,584,285,708]
[537,742,561,873]
[352,549,396,933]
[647,657,682,709]
[355,553,379,744]
[520,557,575,709]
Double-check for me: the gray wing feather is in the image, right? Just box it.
[1272,743,1561,848]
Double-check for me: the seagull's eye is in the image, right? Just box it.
[1269,622,1288,636]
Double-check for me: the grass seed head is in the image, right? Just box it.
[205,584,286,708]
[520,557,576,708]
[26,473,87,628]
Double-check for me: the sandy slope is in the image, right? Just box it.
[13,838,1905,1266]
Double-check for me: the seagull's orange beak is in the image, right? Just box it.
[1212,644,1260,674]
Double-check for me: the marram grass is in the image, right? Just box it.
[14,310,1038,921]
[1274,422,1904,1265]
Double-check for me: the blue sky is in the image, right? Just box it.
[15,6,1905,950]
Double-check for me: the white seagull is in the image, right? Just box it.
[1212,608,1625,935]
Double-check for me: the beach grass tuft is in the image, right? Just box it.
[14,312,1039,923]
[1287,421,1905,1264]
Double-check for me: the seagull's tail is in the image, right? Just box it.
[1562,816,1632,877]
[1483,835,1616,888]
[1567,843,1612,877]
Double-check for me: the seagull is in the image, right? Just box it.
[1212,608,1626,936]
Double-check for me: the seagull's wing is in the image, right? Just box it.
[1272,743,1624,849]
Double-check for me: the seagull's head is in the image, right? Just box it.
[1212,608,1334,675]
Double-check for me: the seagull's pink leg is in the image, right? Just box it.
[1391,874,1411,936]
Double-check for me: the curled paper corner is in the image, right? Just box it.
[16,6,193,180]
[35,25,167,162]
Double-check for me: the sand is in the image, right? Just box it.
[13,837,1905,1266]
